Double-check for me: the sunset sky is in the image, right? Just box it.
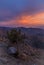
[0,0,44,28]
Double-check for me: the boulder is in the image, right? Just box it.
[7,47,17,55]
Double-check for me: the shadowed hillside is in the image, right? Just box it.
[0,27,44,49]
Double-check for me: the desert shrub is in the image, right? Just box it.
[7,29,25,51]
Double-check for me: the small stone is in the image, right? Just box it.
[18,53,27,60]
[7,47,17,55]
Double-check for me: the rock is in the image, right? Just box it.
[18,53,28,60]
[7,47,17,55]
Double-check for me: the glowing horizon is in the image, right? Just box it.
[0,0,44,28]
[0,12,44,28]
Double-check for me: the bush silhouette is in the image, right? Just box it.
[7,29,25,51]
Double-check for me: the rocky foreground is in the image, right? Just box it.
[0,42,44,65]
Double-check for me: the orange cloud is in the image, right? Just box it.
[17,12,44,26]
[0,12,44,28]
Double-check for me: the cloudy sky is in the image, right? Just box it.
[0,0,44,28]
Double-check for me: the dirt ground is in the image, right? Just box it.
[0,42,44,65]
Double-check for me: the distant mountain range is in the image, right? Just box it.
[0,27,44,36]
[16,27,44,36]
